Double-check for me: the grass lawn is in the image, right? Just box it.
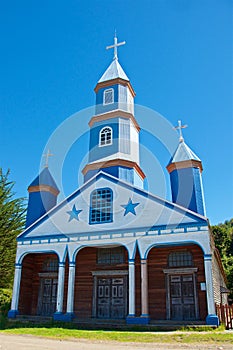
[1,326,233,345]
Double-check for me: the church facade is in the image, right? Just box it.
[8,37,227,326]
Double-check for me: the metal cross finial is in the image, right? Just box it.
[43,149,53,168]
[106,32,126,60]
[174,120,188,142]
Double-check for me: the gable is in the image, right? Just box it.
[18,172,207,241]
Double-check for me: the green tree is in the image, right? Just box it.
[0,168,26,288]
[212,219,233,302]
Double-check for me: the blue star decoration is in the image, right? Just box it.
[67,205,82,222]
[121,198,140,216]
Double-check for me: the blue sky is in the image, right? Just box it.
[0,0,232,225]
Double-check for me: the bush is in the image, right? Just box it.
[0,288,12,316]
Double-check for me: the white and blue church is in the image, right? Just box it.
[8,36,227,327]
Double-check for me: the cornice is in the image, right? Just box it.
[82,159,146,180]
[89,109,140,132]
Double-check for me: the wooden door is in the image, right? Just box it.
[37,278,58,316]
[170,274,196,320]
[97,277,126,319]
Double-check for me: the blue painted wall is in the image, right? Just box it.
[88,119,119,163]
[170,167,205,215]
[95,84,131,115]
[26,191,57,227]
[84,165,144,188]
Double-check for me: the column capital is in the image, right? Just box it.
[15,263,22,268]
[69,261,76,268]
[128,259,135,264]
[204,254,212,261]
[59,262,66,267]
[140,258,147,264]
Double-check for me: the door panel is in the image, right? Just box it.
[96,277,127,319]
[38,278,57,316]
[170,274,196,321]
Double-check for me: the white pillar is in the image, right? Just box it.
[56,262,65,313]
[204,255,216,314]
[141,259,149,316]
[128,259,135,316]
[66,262,76,314]
[10,264,22,312]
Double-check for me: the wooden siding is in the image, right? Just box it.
[19,253,59,315]
[147,244,207,321]
[74,247,129,318]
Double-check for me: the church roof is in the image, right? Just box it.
[98,58,129,83]
[169,139,201,164]
[29,167,59,191]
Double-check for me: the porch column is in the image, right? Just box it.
[55,262,65,315]
[141,259,149,318]
[204,254,219,326]
[8,264,22,318]
[128,259,135,317]
[66,262,76,318]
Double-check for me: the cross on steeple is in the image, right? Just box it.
[174,120,188,142]
[106,32,126,60]
[43,149,54,168]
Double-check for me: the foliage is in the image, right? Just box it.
[212,219,233,301]
[0,169,26,288]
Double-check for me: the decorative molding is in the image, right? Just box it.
[38,272,58,278]
[166,160,203,173]
[89,109,140,132]
[82,159,146,179]
[94,77,136,97]
[28,185,60,196]
[163,267,198,274]
[91,270,128,276]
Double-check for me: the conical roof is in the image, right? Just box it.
[98,58,129,83]
[169,139,201,165]
[29,167,59,192]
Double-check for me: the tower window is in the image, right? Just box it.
[103,88,114,105]
[90,188,113,224]
[99,127,112,146]
[168,251,193,267]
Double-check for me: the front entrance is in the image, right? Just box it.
[169,274,197,320]
[37,277,58,316]
[96,276,127,319]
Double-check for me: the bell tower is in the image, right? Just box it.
[167,121,206,216]
[82,35,146,188]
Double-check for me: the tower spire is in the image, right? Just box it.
[174,120,188,142]
[106,32,126,60]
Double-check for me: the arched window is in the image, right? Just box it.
[168,251,193,267]
[42,257,58,272]
[90,188,113,224]
[103,88,114,105]
[99,126,112,146]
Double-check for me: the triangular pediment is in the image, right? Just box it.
[18,172,208,241]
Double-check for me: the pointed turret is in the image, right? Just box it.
[167,121,206,216]
[82,35,145,188]
[25,167,60,227]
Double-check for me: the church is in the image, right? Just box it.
[8,36,227,327]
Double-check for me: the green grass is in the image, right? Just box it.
[1,326,233,344]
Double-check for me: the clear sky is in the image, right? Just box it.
[0,0,232,225]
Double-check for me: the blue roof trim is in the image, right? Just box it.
[18,171,208,239]
[29,167,59,191]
